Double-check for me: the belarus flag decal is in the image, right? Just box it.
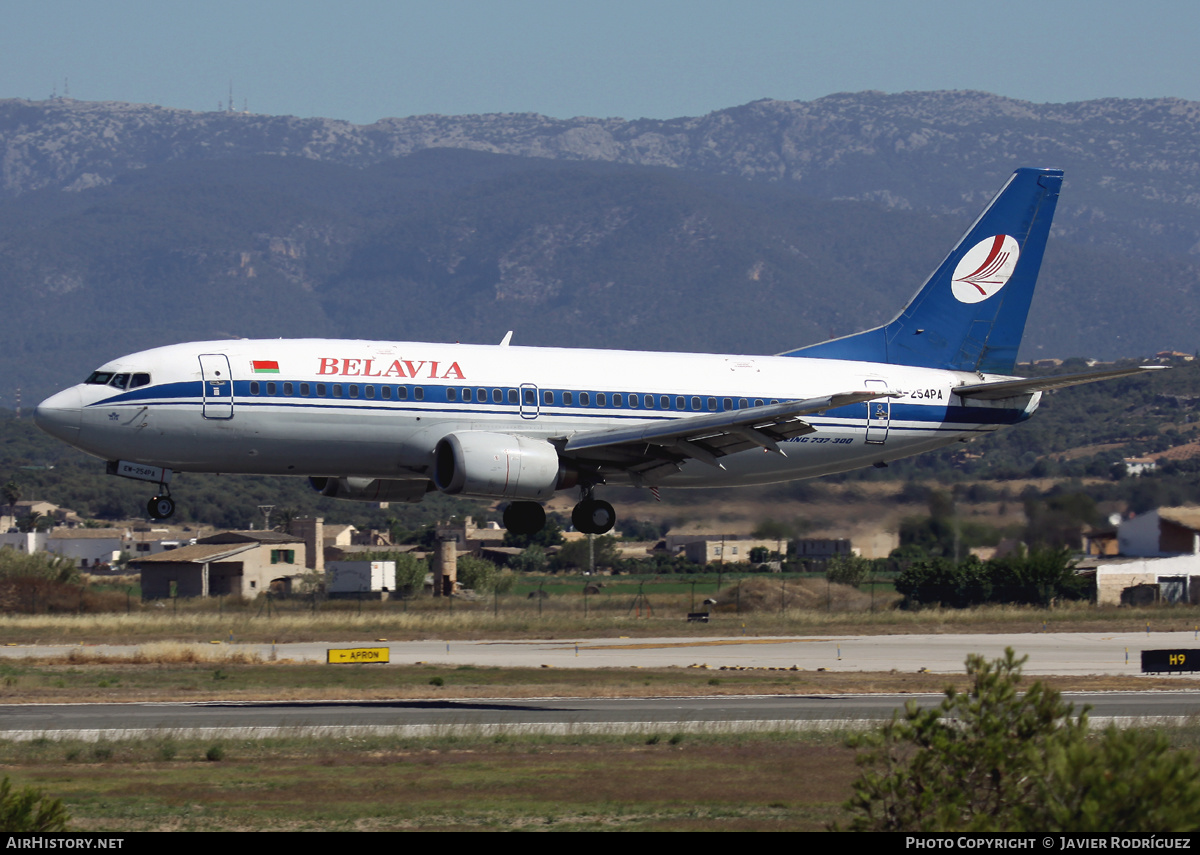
[251,360,280,374]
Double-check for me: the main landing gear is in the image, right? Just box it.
[503,500,546,536]
[572,495,615,535]
[502,488,617,537]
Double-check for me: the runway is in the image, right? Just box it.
[1,631,1198,740]
[3,630,1194,674]
[1,691,1197,742]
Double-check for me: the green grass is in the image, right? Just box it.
[0,730,863,831]
[9,723,1200,831]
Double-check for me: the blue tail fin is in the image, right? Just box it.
[781,167,1063,375]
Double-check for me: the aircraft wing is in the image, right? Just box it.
[954,365,1166,401]
[560,391,886,476]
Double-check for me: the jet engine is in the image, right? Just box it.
[433,432,575,500]
[308,477,431,503]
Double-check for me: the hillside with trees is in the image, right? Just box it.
[1,93,1200,406]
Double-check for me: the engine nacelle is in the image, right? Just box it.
[433,432,575,500]
[308,477,430,503]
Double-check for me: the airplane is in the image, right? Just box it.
[34,167,1159,536]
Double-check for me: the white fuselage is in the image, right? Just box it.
[35,338,1039,492]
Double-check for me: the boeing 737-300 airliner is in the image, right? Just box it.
[34,168,1158,535]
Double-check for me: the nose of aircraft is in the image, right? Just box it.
[34,387,83,443]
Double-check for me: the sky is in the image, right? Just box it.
[2,0,1198,125]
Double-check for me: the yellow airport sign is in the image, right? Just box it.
[327,647,390,664]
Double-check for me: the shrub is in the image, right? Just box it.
[0,777,69,832]
[841,649,1200,831]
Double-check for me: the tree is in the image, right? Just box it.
[825,554,872,587]
[508,544,548,574]
[841,649,1200,832]
[2,481,20,522]
[502,514,566,549]
[0,776,69,832]
[554,535,620,571]
[389,553,428,596]
[455,555,513,595]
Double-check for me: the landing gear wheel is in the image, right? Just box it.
[572,499,616,535]
[148,496,176,520]
[503,501,546,536]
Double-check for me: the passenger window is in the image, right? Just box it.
[723,398,731,410]
[447,388,457,402]
[597,393,607,406]
[333,384,342,398]
[629,395,638,408]
[492,388,503,404]
[543,390,553,405]
[523,388,536,405]
[477,388,486,401]
[398,386,409,401]
[365,386,375,399]
[739,399,748,409]
[708,398,716,410]
[691,397,701,410]
[349,385,359,398]
[563,391,573,405]
[317,384,327,397]
[266,382,277,395]
[284,382,294,396]
[660,396,669,409]
[414,387,424,401]
[676,397,685,409]
[754,399,764,407]
[507,389,518,405]
[462,388,472,402]
[250,381,260,395]
[580,392,590,406]
[300,383,310,396]
[613,394,623,407]
[381,386,391,400]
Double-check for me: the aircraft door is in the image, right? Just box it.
[199,354,234,420]
[519,383,539,420]
[864,379,889,445]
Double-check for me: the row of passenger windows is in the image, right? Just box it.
[246,381,776,412]
[250,381,427,401]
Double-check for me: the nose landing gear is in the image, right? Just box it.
[147,484,175,520]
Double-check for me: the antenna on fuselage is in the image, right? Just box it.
[499,331,513,347]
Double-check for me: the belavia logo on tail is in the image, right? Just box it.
[951,235,1019,304]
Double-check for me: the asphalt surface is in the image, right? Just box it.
[1,631,1199,740]
[1,691,1196,742]
[3,630,1195,674]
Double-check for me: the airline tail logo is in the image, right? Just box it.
[951,235,1019,304]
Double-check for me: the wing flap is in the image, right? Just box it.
[561,391,884,470]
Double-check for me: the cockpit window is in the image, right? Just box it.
[86,371,151,389]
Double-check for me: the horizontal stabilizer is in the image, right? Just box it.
[954,366,1166,400]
